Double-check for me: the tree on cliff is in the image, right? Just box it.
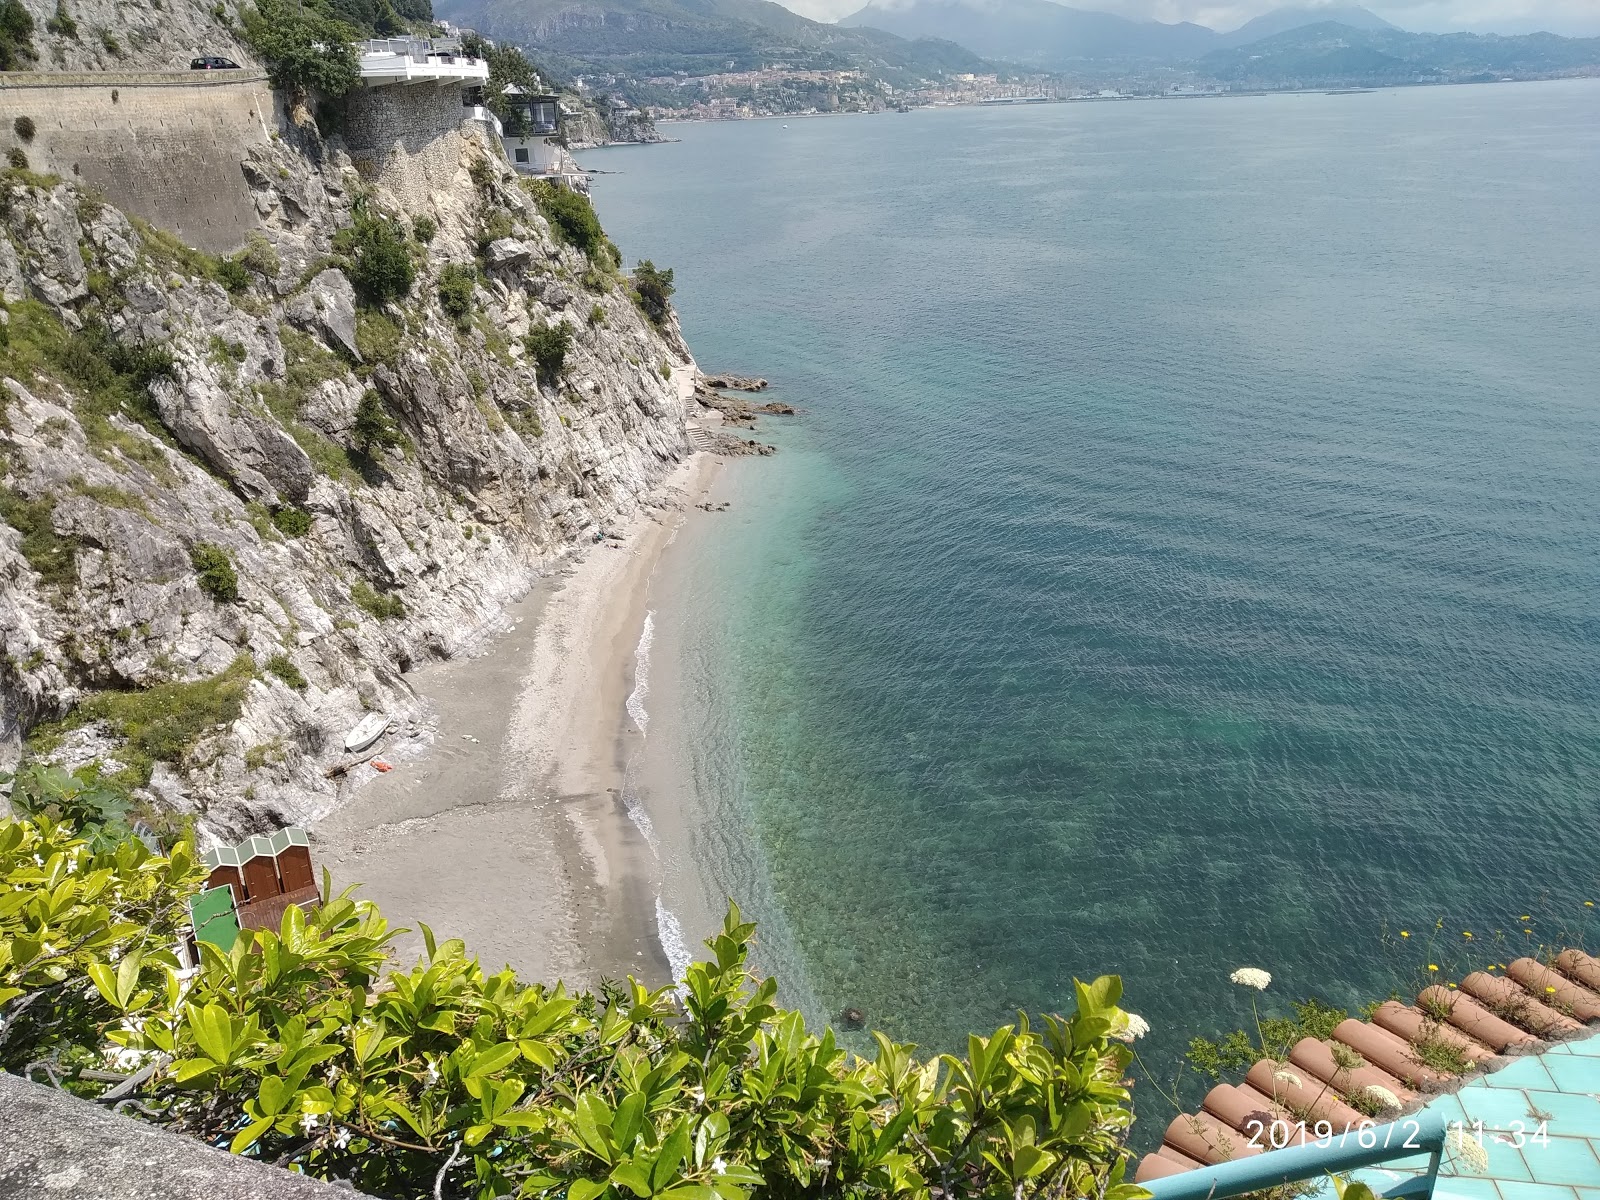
[242,0,361,101]
[0,0,36,71]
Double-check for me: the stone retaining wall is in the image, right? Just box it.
[0,77,281,254]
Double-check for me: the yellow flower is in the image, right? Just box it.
[1587,901,1595,908]
[1520,915,1531,921]
[1448,982,1458,989]
[1428,964,1440,971]
[1463,931,1473,939]
[1546,986,1557,993]
[1487,964,1497,971]
[1400,931,1411,938]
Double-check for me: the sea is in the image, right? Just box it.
[585,79,1600,1119]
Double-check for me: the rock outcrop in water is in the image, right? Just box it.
[0,106,695,835]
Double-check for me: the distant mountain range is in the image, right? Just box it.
[837,1,1403,67]
[436,0,984,81]
[1200,21,1600,86]
[441,0,1600,96]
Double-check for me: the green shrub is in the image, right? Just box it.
[44,0,74,38]
[0,832,1146,1200]
[411,214,437,244]
[588,302,606,327]
[436,262,477,321]
[12,115,34,142]
[0,0,36,68]
[270,505,313,537]
[353,310,402,365]
[240,232,280,280]
[528,179,606,257]
[1,764,129,850]
[351,389,404,454]
[64,655,255,783]
[0,490,74,587]
[190,542,239,603]
[264,652,308,691]
[350,578,405,620]
[99,28,121,57]
[214,257,250,294]
[6,147,27,171]
[241,0,360,99]
[632,260,675,328]
[476,208,515,253]
[337,207,414,306]
[525,320,572,382]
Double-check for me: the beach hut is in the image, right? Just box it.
[200,826,321,935]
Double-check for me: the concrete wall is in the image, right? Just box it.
[0,76,280,254]
[343,82,492,211]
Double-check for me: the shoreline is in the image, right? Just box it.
[312,449,723,987]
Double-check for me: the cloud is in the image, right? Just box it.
[796,0,1600,36]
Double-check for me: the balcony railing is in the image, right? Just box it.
[1142,1111,1448,1200]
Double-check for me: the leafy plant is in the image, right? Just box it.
[528,180,606,257]
[412,215,437,244]
[350,579,405,620]
[337,206,415,306]
[437,263,477,321]
[7,146,27,171]
[526,321,572,382]
[241,0,361,100]
[264,652,308,691]
[13,114,34,142]
[0,0,35,69]
[0,823,1148,1200]
[190,543,239,603]
[39,656,257,787]
[0,489,75,587]
[43,0,73,39]
[351,389,404,454]
[0,764,131,850]
[270,505,313,538]
[631,261,675,328]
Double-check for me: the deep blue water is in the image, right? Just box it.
[587,81,1600,1109]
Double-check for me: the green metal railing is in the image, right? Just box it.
[1143,1110,1449,1200]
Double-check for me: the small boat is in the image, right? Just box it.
[343,712,390,754]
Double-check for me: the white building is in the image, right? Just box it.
[357,37,490,88]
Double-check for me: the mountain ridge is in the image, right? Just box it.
[837,0,1402,65]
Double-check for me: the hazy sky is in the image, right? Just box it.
[799,0,1600,36]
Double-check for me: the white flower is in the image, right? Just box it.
[711,1158,727,1176]
[1230,967,1272,990]
[424,1060,441,1086]
[326,1066,341,1085]
[1272,1068,1303,1088]
[1361,1085,1402,1111]
[1111,1012,1150,1042]
[300,1111,322,1134]
[333,1126,352,1150]
[1448,1127,1489,1174]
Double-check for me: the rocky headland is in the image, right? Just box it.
[0,93,704,838]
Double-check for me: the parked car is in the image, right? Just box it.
[190,56,241,70]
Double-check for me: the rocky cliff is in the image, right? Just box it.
[0,99,695,837]
[563,101,665,148]
[10,0,257,73]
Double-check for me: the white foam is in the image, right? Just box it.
[623,784,660,857]
[626,609,654,734]
[655,894,693,991]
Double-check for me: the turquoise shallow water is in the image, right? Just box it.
[587,81,1600,1109]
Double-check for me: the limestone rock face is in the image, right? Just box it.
[0,112,694,836]
[11,0,258,74]
[286,269,361,363]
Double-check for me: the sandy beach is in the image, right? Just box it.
[313,451,721,988]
